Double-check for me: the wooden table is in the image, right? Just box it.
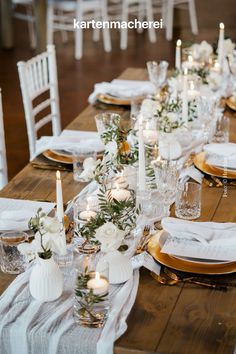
[1,68,236,354]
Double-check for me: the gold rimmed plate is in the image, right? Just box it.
[148,233,236,275]
[193,152,236,179]
[43,150,73,164]
[96,93,145,106]
[43,149,104,165]
[226,96,236,111]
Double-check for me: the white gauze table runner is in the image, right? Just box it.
[0,181,145,354]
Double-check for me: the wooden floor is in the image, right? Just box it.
[0,0,236,180]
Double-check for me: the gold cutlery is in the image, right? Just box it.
[136,225,151,254]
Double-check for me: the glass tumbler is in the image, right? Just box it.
[73,149,97,182]
[0,231,28,274]
[175,181,202,220]
[212,115,230,143]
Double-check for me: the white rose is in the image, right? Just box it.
[94,222,125,253]
[166,112,178,123]
[105,141,118,160]
[17,241,39,262]
[192,41,212,62]
[41,216,61,234]
[141,99,161,117]
[223,39,235,56]
[80,157,100,181]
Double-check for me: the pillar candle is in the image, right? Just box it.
[56,170,64,223]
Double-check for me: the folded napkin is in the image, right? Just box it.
[88,79,155,104]
[179,165,204,184]
[0,198,55,231]
[162,217,236,245]
[34,130,104,160]
[204,143,236,169]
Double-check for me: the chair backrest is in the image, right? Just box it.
[17,45,61,160]
[0,90,8,189]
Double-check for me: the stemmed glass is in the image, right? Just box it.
[152,159,179,216]
[146,61,169,96]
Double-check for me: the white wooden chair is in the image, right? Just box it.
[47,0,111,60]
[108,0,156,50]
[12,0,36,49]
[17,45,61,161]
[0,90,8,189]
[164,0,198,40]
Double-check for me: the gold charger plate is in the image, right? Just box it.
[43,150,104,165]
[226,96,236,111]
[43,150,73,164]
[148,233,236,275]
[193,152,236,179]
[97,93,131,106]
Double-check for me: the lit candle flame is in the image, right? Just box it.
[220,22,224,30]
[177,39,182,47]
[56,170,61,180]
[95,272,100,281]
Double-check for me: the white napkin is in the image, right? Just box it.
[162,217,236,245]
[179,165,204,184]
[34,131,104,160]
[0,198,55,231]
[204,143,236,169]
[88,79,155,104]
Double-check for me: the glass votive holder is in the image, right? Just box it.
[73,198,100,254]
[0,231,28,274]
[94,112,121,137]
[73,149,97,182]
[74,271,109,328]
[175,181,201,220]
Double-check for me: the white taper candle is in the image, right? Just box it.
[175,39,182,70]
[182,68,188,123]
[138,115,146,191]
[218,22,225,66]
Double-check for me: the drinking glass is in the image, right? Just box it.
[94,112,121,136]
[146,61,169,95]
[0,231,28,274]
[175,181,201,220]
[73,149,97,182]
[212,115,230,143]
[153,160,179,215]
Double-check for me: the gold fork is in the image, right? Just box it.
[136,225,151,254]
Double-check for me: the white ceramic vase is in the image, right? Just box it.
[29,257,63,302]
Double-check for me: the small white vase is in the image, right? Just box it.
[29,257,63,302]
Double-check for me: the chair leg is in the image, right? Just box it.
[166,0,174,40]
[120,1,128,50]
[161,0,167,28]
[101,1,111,52]
[75,5,83,59]
[47,5,54,44]
[188,0,198,35]
[26,5,36,49]
[58,9,69,43]
[137,1,144,34]
[146,0,156,43]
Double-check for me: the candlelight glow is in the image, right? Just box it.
[177,39,182,47]
[56,170,61,180]
[220,22,224,30]
[95,272,100,281]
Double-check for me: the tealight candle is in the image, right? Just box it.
[110,184,131,202]
[79,205,97,221]
[218,22,225,66]
[175,39,182,70]
[87,272,109,295]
